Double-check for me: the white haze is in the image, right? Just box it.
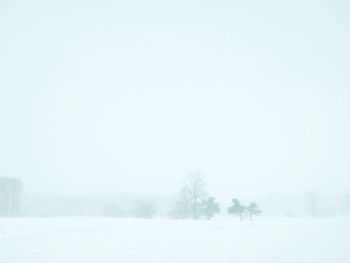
[0,0,349,201]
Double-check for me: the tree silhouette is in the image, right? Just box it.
[228,198,246,222]
[171,173,207,219]
[201,197,220,219]
[246,202,262,221]
[179,173,207,219]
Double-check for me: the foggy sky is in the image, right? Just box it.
[0,0,349,199]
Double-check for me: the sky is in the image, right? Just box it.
[0,0,349,199]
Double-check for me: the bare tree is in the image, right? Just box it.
[185,173,207,219]
[172,173,207,219]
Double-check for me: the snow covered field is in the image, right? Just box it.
[1,217,349,263]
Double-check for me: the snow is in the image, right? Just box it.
[0,217,349,263]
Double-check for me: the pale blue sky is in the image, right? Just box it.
[0,0,349,198]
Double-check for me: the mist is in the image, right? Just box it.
[1,0,350,200]
[1,0,350,262]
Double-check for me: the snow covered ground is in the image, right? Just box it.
[0,217,349,263]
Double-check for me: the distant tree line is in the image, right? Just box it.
[0,175,263,221]
[9,175,350,220]
[102,200,156,219]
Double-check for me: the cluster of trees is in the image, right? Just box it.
[170,173,262,221]
[170,173,220,219]
[228,199,262,222]
[101,173,262,221]
[0,177,23,217]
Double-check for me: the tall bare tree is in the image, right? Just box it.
[172,173,207,219]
